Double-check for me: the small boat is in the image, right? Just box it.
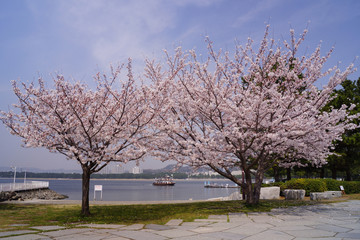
[153,175,175,186]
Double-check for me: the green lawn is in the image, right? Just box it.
[1,195,359,231]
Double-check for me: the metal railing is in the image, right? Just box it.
[0,181,49,192]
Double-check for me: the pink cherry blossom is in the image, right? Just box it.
[146,26,358,204]
[1,61,159,215]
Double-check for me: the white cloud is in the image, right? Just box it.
[50,0,225,66]
[233,0,282,28]
[22,0,228,75]
[52,0,178,67]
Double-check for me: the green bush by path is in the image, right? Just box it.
[282,179,327,196]
[341,181,360,194]
[276,178,360,195]
[322,179,342,191]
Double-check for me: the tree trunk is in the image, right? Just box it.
[345,168,352,181]
[252,180,262,205]
[286,168,292,181]
[242,169,253,204]
[320,168,325,178]
[243,168,263,205]
[331,168,337,180]
[241,171,246,200]
[81,166,91,216]
[273,167,281,182]
[252,170,264,205]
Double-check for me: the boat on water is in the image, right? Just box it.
[153,175,175,186]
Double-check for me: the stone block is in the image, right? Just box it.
[283,189,305,200]
[213,187,279,201]
[227,191,242,200]
[260,186,280,199]
[310,191,342,201]
[165,219,183,226]
[145,224,173,231]
[0,191,16,202]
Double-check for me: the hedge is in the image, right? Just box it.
[282,179,327,196]
[274,178,360,196]
[340,181,360,194]
[321,179,342,191]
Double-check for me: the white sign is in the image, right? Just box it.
[94,185,103,200]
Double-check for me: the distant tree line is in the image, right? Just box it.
[0,171,190,180]
[263,78,360,182]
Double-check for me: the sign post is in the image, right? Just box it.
[340,185,345,195]
[94,185,103,200]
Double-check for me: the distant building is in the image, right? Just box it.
[115,165,125,174]
[102,164,125,174]
[231,170,243,176]
[132,166,142,174]
[207,171,219,176]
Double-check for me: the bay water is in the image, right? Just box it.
[0,178,239,201]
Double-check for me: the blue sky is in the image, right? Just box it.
[0,0,359,172]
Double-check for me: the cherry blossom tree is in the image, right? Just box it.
[1,61,158,215]
[146,26,357,204]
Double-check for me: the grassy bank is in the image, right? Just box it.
[0,200,314,230]
[1,194,359,231]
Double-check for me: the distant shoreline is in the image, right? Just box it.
[0,198,209,205]
[0,177,230,181]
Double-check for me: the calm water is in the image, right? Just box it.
[0,178,239,201]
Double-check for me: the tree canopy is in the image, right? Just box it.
[325,78,360,180]
[146,26,357,204]
[0,62,159,215]
[1,26,358,209]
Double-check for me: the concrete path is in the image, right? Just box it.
[0,200,359,239]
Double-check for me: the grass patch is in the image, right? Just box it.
[347,193,360,200]
[0,199,317,230]
[2,194,358,233]
[330,193,360,201]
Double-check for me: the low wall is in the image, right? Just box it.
[260,186,280,200]
[0,181,49,192]
[208,186,280,201]
[0,188,68,202]
[310,191,342,201]
[283,189,305,200]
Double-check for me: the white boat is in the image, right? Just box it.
[153,175,175,186]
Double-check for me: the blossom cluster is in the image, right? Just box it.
[1,62,158,173]
[146,26,357,180]
[1,26,357,183]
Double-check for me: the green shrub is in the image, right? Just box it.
[283,178,327,196]
[321,179,342,191]
[282,178,360,195]
[319,179,360,194]
[304,179,327,195]
[270,182,285,188]
[342,181,360,194]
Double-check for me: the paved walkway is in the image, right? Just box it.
[0,200,359,240]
